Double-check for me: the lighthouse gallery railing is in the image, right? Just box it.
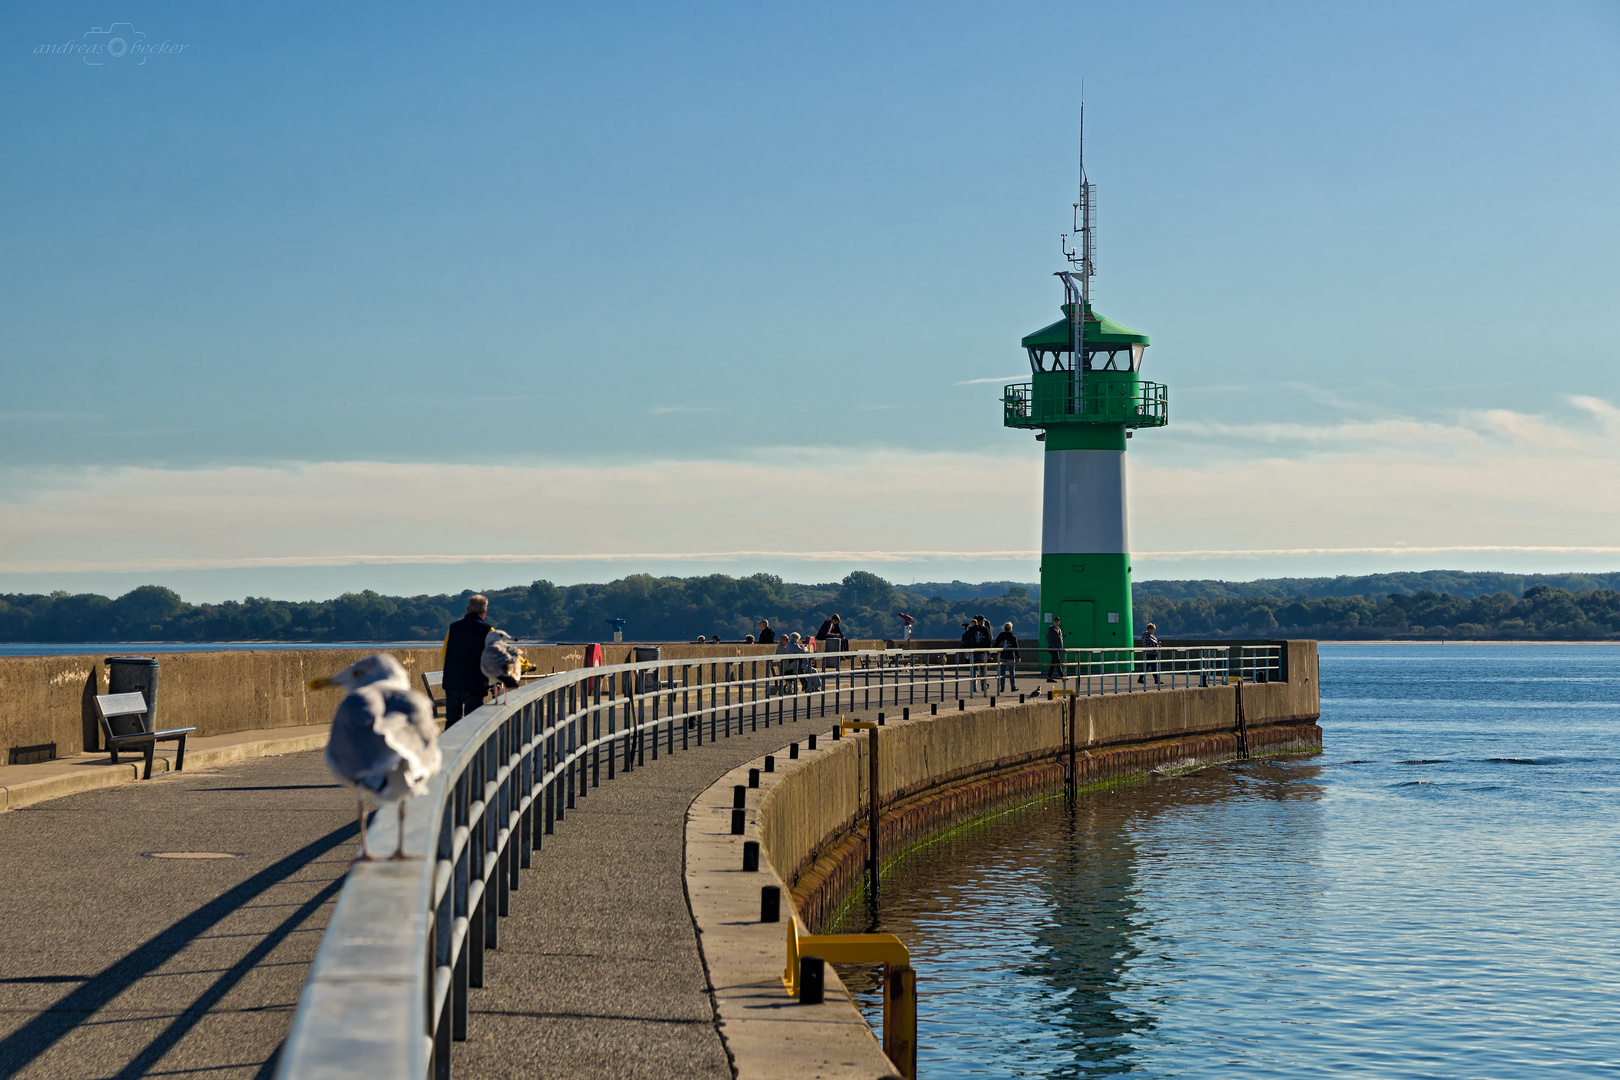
[276,642,1278,1080]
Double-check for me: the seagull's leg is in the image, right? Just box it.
[390,800,426,860]
[392,800,409,859]
[355,795,378,861]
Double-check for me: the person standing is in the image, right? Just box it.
[1045,617,1065,682]
[757,619,776,644]
[441,594,494,727]
[1139,622,1162,685]
[816,613,845,644]
[994,622,1021,691]
[962,615,992,694]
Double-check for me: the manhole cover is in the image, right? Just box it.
[141,852,244,860]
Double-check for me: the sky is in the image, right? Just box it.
[2,1,1618,602]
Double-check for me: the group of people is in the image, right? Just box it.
[959,614,1024,694]
[695,615,849,649]
[439,597,1171,731]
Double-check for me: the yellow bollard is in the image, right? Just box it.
[883,965,917,1079]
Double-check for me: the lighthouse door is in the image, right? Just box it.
[1060,600,1095,652]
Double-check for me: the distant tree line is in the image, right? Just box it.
[1135,569,1620,602]
[0,573,1038,644]
[1135,586,1620,641]
[2,574,1618,643]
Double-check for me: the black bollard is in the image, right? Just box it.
[832,725,842,740]
[877,712,885,726]
[764,754,775,773]
[733,784,746,808]
[742,840,759,871]
[1019,693,1025,704]
[808,733,817,751]
[799,956,825,1004]
[748,767,760,788]
[761,885,781,923]
[991,696,997,707]
[959,699,966,711]
[930,702,938,716]
[903,707,909,720]
[790,742,799,759]
[730,808,746,835]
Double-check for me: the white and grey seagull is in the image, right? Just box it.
[480,628,524,705]
[309,653,443,861]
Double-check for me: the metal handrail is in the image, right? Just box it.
[277,642,1280,1079]
[1002,378,1169,428]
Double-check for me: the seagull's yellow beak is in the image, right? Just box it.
[308,676,339,691]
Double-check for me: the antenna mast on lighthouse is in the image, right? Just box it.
[1059,98,1097,409]
[1063,100,1096,303]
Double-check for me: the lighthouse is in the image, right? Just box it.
[1003,129,1167,653]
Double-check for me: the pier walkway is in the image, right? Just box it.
[456,719,811,1080]
[0,714,859,1078]
[0,751,355,1080]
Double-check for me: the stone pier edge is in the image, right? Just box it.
[686,641,1321,1078]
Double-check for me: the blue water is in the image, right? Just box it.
[0,642,437,657]
[833,644,1620,1078]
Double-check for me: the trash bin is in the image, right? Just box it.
[634,646,661,694]
[104,656,159,747]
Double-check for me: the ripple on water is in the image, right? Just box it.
[831,643,1620,1079]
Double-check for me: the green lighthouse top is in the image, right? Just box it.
[1022,302,1149,354]
[1004,298,1167,433]
[1021,301,1151,375]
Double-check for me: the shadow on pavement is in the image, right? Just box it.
[0,822,357,1079]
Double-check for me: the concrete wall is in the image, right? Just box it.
[757,641,1321,931]
[0,641,803,761]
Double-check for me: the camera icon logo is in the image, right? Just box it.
[81,23,148,66]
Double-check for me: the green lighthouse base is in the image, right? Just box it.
[1041,551,1133,655]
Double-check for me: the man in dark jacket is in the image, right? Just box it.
[1045,617,1065,682]
[962,615,992,694]
[1139,621,1162,685]
[994,622,1021,691]
[441,594,494,726]
[757,620,775,644]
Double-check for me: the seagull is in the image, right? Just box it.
[481,629,524,705]
[308,653,442,861]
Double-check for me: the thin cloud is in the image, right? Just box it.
[1570,395,1620,437]
[955,375,1025,385]
[1476,409,1586,451]
[1140,544,1620,559]
[1173,418,1478,445]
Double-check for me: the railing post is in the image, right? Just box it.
[565,685,577,810]
[606,678,617,780]
[544,692,556,834]
[592,681,602,788]
[518,703,533,868]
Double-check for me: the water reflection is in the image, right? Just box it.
[832,764,1327,1078]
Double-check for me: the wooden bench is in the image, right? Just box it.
[94,692,196,780]
[421,671,447,719]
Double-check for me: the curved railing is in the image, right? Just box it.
[276,643,1266,1079]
